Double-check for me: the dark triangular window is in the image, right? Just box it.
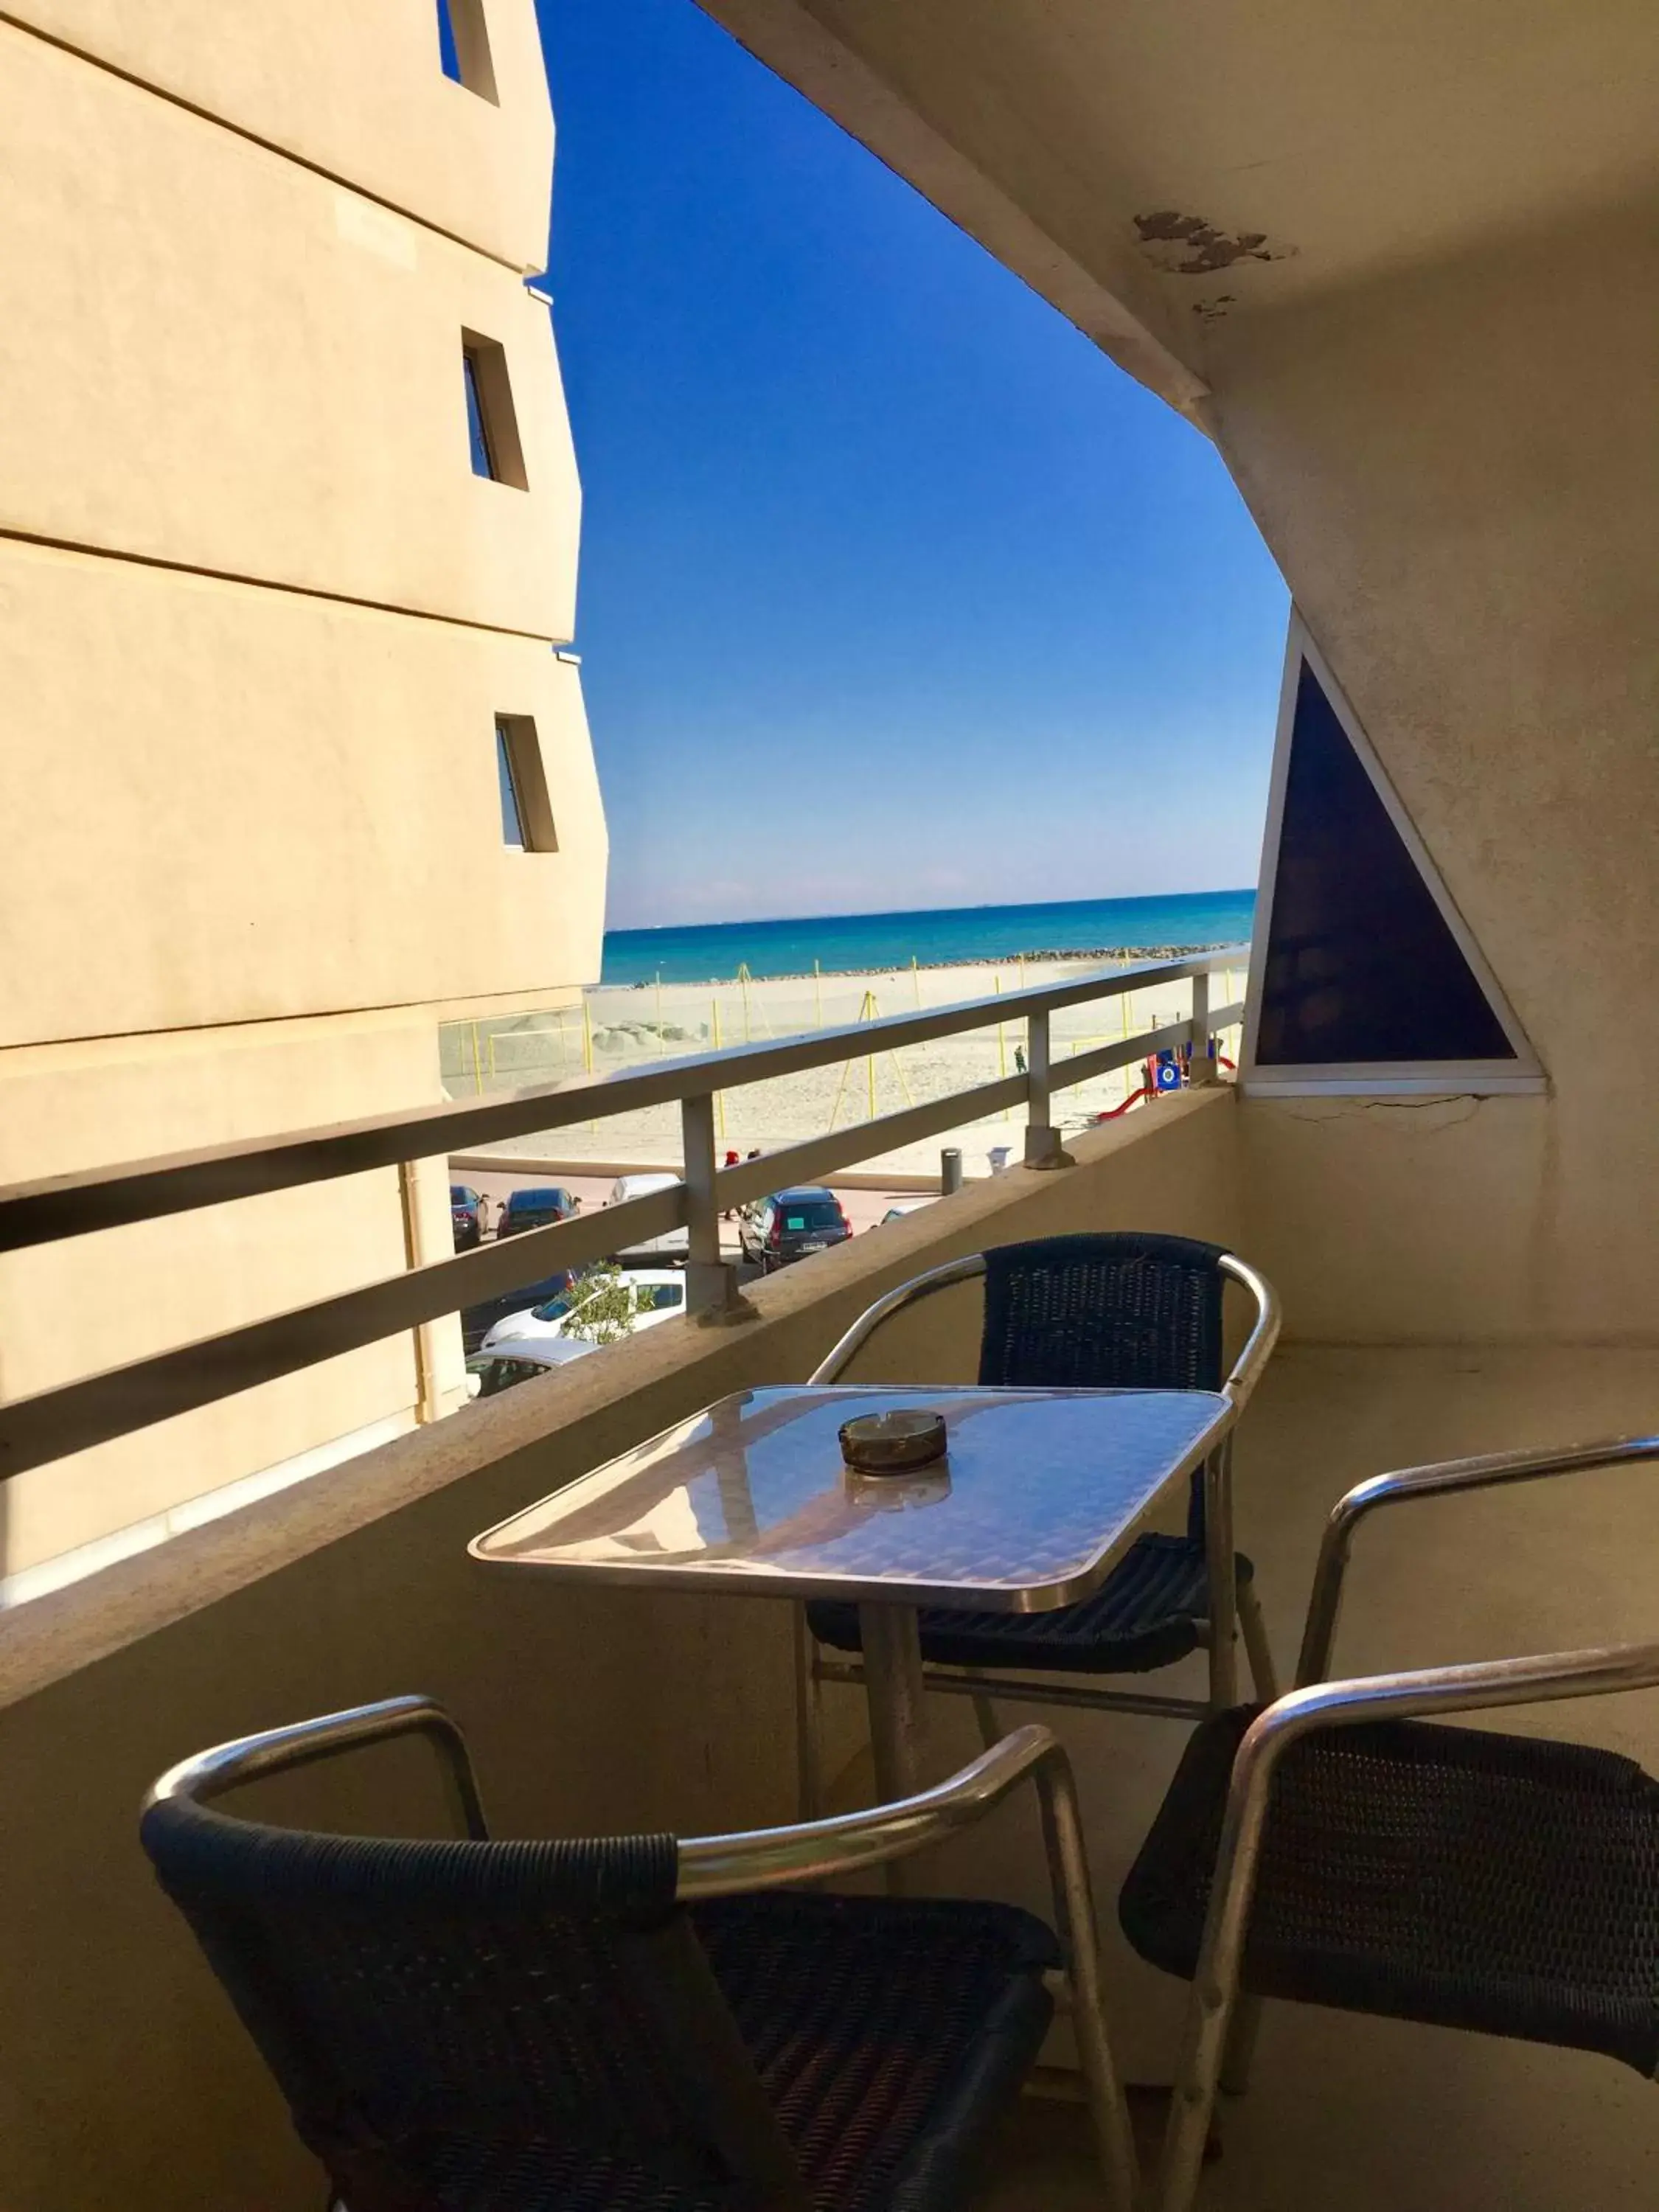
[1256,658,1516,1065]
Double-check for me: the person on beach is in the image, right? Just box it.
[722,1150,739,1220]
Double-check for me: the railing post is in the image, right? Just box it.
[1023,1009,1074,1169]
[398,1161,448,1425]
[1189,969,1217,1085]
[681,1093,756,1324]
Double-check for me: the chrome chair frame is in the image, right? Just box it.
[1152,1433,1659,2212]
[797,1247,1282,1817]
[149,1694,1139,2212]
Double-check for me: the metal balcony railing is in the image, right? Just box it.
[0,948,1247,1478]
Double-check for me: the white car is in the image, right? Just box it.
[481,1267,688,1352]
[607,1169,688,1255]
[465,1338,592,1400]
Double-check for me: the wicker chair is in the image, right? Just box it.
[140,1694,1138,2212]
[1117,1435,1659,2212]
[799,1234,1281,1812]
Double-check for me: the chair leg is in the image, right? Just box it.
[1238,1579,1279,1704]
[1157,1987,1242,2212]
[1219,1994,1262,2096]
[967,1668,1003,1751]
[1036,1760,1138,2212]
[1201,1444,1239,1711]
[1211,1585,1274,2096]
[1154,1854,1259,2211]
[793,1604,824,1821]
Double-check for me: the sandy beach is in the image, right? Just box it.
[448,951,1246,1180]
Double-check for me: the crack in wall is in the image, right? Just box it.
[1277,1095,1486,1130]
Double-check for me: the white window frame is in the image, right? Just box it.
[1240,613,1545,1098]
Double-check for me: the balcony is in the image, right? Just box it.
[1,953,1655,2211]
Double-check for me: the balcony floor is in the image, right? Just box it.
[981,2020,1655,2209]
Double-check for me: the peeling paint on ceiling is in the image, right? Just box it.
[1133,210,1296,276]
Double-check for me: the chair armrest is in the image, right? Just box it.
[675,1722,1063,1897]
[1218,1252,1280,1408]
[1260,1637,1659,1763]
[1296,1433,1659,1686]
[144,1692,490,1840]
[808,1253,988,1385]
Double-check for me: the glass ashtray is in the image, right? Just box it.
[839,1408,947,1474]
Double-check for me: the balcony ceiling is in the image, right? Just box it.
[696,0,1659,410]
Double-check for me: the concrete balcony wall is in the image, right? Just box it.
[1214,201,1659,1350]
[7,0,554,271]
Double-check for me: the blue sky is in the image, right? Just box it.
[536,0,1289,931]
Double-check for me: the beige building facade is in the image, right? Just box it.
[0,1,606,1593]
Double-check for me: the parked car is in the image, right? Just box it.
[465,1337,592,1399]
[460,1268,576,1354]
[481,1268,688,1352]
[880,1200,933,1227]
[450,1184,482,1251]
[496,1186,581,1237]
[739,1186,853,1272]
[606,1170,688,1256]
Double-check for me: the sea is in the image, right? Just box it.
[600,889,1256,985]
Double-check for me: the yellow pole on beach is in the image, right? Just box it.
[865,990,878,1121]
[739,962,752,1043]
[655,970,665,1054]
[911,954,922,1009]
[582,1000,594,1076]
[470,1022,483,1094]
[813,959,823,1030]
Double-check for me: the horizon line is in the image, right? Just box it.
[605,886,1258,938]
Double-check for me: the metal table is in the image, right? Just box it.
[472,1383,1234,1806]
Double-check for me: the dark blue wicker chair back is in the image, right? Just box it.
[139,1798,804,2211]
[978,1232,1228,1537]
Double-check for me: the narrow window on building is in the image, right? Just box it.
[496,717,557,852]
[463,350,495,479]
[495,723,525,846]
[435,0,498,102]
[435,0,463,81]
[462,335,526,488]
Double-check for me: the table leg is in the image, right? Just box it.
[858,1601,928,1801]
